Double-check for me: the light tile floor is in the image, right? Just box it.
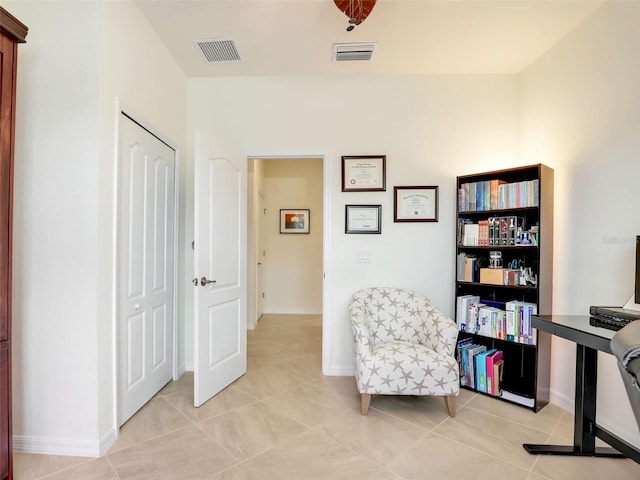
[14,314,640,479]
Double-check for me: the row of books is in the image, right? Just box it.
[458,179,539,212]
[457,338,504,395]
[456,295,538,345]
[458,216,535,247]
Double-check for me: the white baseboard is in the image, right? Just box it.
[597,416,640,449]
[262,308,322,315]
[175,363,187,380]
[549,388,640,449]
[13,431,114,458]
[99,428,117,456]
[549,388,572,413]
[323,364,355,376]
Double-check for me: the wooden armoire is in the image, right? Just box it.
[0,7,27,480]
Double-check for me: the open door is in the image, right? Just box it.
[193,130,247,407]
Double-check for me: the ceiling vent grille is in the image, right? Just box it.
[333,43,376,62]
[194,38,241,63]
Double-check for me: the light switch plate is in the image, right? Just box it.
[356,250,370,263]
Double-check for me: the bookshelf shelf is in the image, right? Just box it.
[455,164,553,412]
[459,206,538,215]
[456,281,537,291]
[457,245,538,250]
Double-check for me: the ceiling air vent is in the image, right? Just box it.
[194,38,241,64]
[333,43,376,62]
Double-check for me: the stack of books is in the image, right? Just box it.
[456,338,504,396]
[456,295,538,345]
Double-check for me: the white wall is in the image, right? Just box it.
[263,158,323,314]
[8,0,187,456]
[9,0,103,455]
[187,75,520,374]
[521,1,640,448]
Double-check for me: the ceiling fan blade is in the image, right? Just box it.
[334,0,377,25]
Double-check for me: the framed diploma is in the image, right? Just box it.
[345,205,382,234]
[341,155,386,192]
[393,186,439,222]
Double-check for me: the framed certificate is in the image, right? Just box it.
[393,186,439,222]
[345,205,382,234]
[341,155,386,192]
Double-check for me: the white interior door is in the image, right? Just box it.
[117,113,175,425]
[256,192,266,321]
[193,130,247,407]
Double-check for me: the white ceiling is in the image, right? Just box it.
[135,0,605,77]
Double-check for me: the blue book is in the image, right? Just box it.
[483,180,491,211]
[475,349,496,393]
[475,181,484,211]
[456,339,474,386]
[466,345,486,388]
[474,349,492,393]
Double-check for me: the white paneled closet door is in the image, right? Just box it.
[117,113,176,425]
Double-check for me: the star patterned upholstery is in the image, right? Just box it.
[349,287,460,416]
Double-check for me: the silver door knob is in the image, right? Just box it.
[200,276,217,286]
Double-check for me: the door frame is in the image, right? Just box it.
[255,190,266,322]
[111,99,180,437]
[246,153,330,373]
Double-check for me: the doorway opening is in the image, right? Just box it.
[247,156,324,332]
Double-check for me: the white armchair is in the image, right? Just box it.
[349,287,460,416]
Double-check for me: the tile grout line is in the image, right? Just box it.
[104,455,123,480]
[463,402,563,437]
[429,429,533,477]
[27,457,107,480]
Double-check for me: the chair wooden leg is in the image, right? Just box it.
[444,395,456,417]
[361,394,371,415]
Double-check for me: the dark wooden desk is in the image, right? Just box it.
[523,315,640,464]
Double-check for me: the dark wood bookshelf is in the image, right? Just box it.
[454,164,553,412]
